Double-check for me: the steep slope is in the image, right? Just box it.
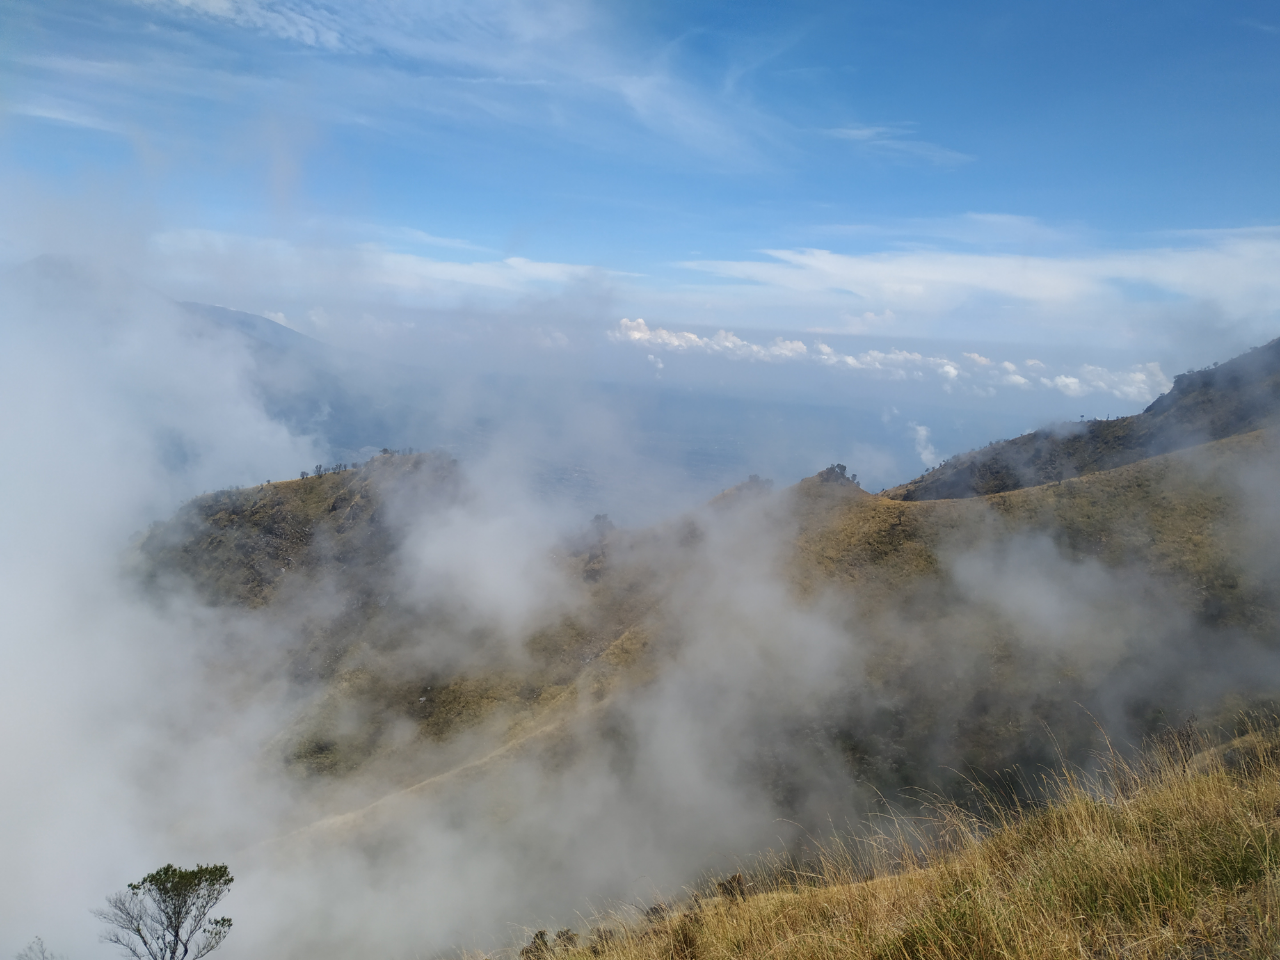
[884,338,1280,501]
[535,725,1280,960]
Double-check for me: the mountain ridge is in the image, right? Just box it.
[884,337,1280,501]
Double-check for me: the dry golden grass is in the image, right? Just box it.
[533,724,1280,960]
[791,429,1279,632]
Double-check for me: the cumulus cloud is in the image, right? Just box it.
[813,342,958,380]
[609,319,1169,401]
[611,318,808,361]
[612,319,967,381]
[1040,362,1172,402]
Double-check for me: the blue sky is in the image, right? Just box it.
[3,0,1280,489]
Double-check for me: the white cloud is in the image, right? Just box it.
[679,230,1280,342]
[609,319,1175,404]
[814,213,1074,249]
[829,124,973,166]
[612,320,973,387]
[1039,362,1171,403]
[123,0,761,162]
[306,219,493,253]
[1045,375,1085,397]
[908,422,940,467]
[148,229,602,303]
[611,318,809,361]
[12,99,126,134]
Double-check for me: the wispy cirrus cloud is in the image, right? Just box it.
[828,124,972,166]
[107,0,765,162]
[10,99,126,134]
[0,0,776,177]
[305,218,494,253]
[137,0,347,48]
[1239,18,1280,35]
[813,213,1075,249]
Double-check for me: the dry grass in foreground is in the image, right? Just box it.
[526,724,1280,960]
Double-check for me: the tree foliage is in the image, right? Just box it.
[95,863,233,960]
[15,937,65,960]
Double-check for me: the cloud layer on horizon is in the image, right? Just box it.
[118,222,1280,346]
[610,318,1172,404]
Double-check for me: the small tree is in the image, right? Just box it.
[95,863,233,960]
[16,938,65,960]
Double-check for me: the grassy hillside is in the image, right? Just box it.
[125,344,1280,956]
[137,450,460,609]
[796,428,1278,633]
[531,721,1280,960]
[137,428,1280,809]
[136,451,667,786]
[131,367,1280,955]
[884,337,1280,501]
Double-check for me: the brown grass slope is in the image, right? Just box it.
[135,428,1280,806]
[136,450,461,610]
[533,722,1280,960]
[135,409,1280,867]
[884,337,1280,501]
[797,428,1278,635]
[768,428,1280,803]
[136,451,666,787]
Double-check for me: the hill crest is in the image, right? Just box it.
[884,337,1280,501]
